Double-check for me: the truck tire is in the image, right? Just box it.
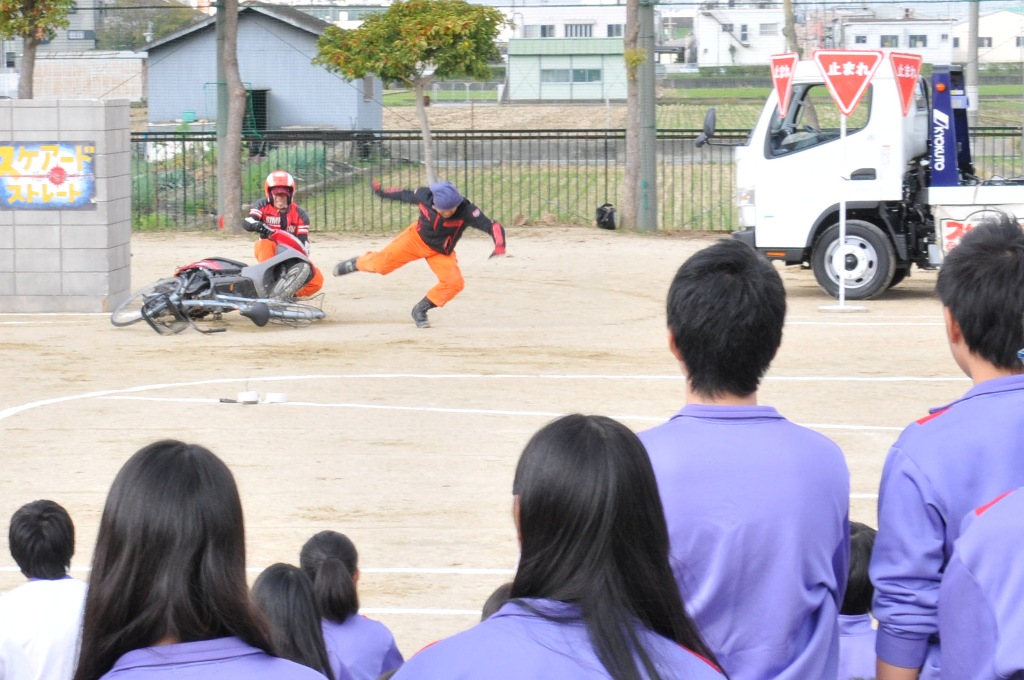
[811,220,896,300]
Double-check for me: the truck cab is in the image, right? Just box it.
[729,56,1024,299]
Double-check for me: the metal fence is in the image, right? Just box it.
[130,126,1022,233]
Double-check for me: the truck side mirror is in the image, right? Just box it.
[694,107,717,148]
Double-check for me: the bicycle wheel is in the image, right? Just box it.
[111,277,182,327]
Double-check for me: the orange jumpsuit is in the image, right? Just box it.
[357,186,505,306]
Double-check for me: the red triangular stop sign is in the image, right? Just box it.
[812,50,884,116]
[770,52,799,117]
[890,51,923,116]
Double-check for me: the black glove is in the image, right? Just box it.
[256,223,273,239]
[243,216,260,232]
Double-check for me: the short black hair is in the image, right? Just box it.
[936,212,1024,370]
[9,499,75,580]
[668,239,786,398]
[841,521,876,615]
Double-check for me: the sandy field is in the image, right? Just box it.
[0,226,965,656]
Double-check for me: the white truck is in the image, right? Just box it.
[700,57,1024,299]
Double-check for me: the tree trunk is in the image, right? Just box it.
[219,0,248,233]
[621,0,640,230]
[413,80,437,184]
[18,35,38,99]
[782,0,800,56]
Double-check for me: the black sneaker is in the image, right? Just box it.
[333,258,358,277]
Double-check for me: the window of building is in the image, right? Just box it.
[4,52,14,68]
[880,35,899,48]
[540,68,602,83]
[524,24,556,38]
[722,23,734,33]
[953,37,959,48]
[363,75,373,102]
[980,36,993,47]
[541,69,571,83]
[565,24,593,38]
[909,35,927,47]
[941,33,949,41]
[759,23,778,36]
[1017,36,1024,47]
[572,68,602,82]
[607,24,623,37]
[740,24,748,41]
[68,30,86,39]
[854,35,867,44]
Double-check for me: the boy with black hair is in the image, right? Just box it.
[839,521,877,680]
[871,213,1024,680]
[0,499,87,680]
[639,238,851,680]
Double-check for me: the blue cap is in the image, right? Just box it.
[429,181,463,211]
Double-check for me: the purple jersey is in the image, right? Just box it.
[639,404,850,680]
[322,614,403,680]
[99,637,325,679]
[870,374,1024,676]
[391,599,725,679]
[838,614,876,680]
[939,488,1024,680]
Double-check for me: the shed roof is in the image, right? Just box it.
[138,1,332,53]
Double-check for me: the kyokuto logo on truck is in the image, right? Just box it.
[932,109,950,172]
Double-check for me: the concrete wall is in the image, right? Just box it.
[0,99,131,313]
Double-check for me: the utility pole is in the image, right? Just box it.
[966,0,979,126]
[636,0,657,231]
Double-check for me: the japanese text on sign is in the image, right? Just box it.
[0,141,97,210]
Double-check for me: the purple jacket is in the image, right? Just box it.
[322,615,403,680]
[870,374,1024,676]
[391,599,725,679]
[639,404,850,680]
[838,614,876,680]
[939,488,1024,680]
[99,637,325,679]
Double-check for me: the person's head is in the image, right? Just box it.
[299,530,359,623]
[429,180,462,218]
[73,440,273,680]
[936,211,1024,373]
[252,563,335,680]
[265,170,297,210]
[9,500,75,580]
[511,414,718,680]
[480,581,512,621]
[667,239,786,400]
[842,522,877,616]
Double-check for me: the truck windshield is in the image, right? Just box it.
[766,83,871,157]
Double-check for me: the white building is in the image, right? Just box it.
[835,16,956,63]
[692,5,787,67]
[953,10,1024,64]
[504,5,631,43]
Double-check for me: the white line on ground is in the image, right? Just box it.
[100,395,907,433]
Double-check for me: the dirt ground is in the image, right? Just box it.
[0,227,965,656]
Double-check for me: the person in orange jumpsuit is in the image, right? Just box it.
[333,179,506,328]
[243,170,324,299]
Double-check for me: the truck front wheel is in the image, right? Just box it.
[811,220,896,300]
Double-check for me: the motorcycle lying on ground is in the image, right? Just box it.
[110,225,325,334]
